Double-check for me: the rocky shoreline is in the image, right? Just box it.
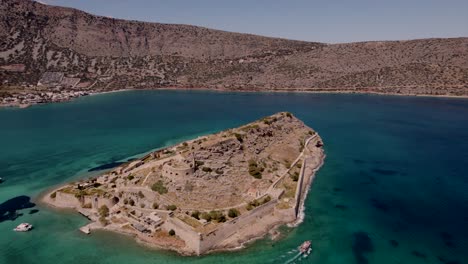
[2,86,468,109]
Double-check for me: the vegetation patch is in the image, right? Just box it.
[166,204,177,211]
[201,210,226,223]
[169,229,176,236]
[228,208,240,218]
[234,133,244,143]
[152,180,168,194]
[246,195,272,210]
[248,159,264,179]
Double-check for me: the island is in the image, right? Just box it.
[43,112,325,255]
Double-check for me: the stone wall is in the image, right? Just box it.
[162,216,201,254]
[198,199,278,254]
[162,163,193,180]
[53,192,81,208]
[293,158,307,217]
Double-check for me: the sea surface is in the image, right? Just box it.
[0,90,467,264]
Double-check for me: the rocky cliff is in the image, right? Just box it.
[1,0,467,97]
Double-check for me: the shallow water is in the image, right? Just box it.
[0,90,467,264]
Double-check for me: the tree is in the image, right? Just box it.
[248,159,263,179]
[201,212,212,222]
[191,210,200,220]
[202,167,212,173]
[169,229,176,236]
[99,205,109,217]
[166,204,177,211]
[234,133,243,143]
[151,180,168,194]
[291,172,299,181]
[228,208,240,218]
[152,202,159,209]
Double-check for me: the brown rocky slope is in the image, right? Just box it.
[1,0,467,97]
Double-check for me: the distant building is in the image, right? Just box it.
[247,187,261,198]
[132,223,149,233]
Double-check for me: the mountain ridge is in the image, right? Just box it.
[1,0,467,102]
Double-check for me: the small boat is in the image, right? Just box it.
[0,177,3,183]
[299,240,312,254]
[14,223,33,232]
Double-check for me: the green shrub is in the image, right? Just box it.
[208,210,226,222]
[166,204,177,211]
[152,202,159,209]
[50,192,57,199]
[291,172,300,181]
[129,199,135,206]
[138,191,145,198]
[127,175,134,180]
[191,210,200,220]
[228,208,240,218]
[201,212,212,221]
[99,205,109,217]
[82,203,92,209]
[202,167,212,173]
[248,195,272,210]
[248,159,264,179]
[169,229,176,236]
[151,180,168,194]
[234,133,243,143]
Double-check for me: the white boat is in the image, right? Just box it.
[299,240,312,254]
[14,223,33,232]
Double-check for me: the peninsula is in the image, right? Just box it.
[43,112,325,255]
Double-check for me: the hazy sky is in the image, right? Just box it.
[37,0,468,43]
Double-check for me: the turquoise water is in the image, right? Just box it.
[1,90,467,264]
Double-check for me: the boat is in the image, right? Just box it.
[299,240,312,254]
[14,223,33,232]
[0,177,3,183]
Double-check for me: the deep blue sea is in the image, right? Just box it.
[0,90,467,264]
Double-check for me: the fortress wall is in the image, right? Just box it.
[199,199,277,254]
[162,164,193,181]
[54,192,81,208]
[293,158,307,217]
[162,217,201,254]
[275,207,296,222]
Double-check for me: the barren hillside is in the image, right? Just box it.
[1,0,467,98]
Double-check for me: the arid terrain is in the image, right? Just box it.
[43,112,325,255]
[1,0,468,107]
